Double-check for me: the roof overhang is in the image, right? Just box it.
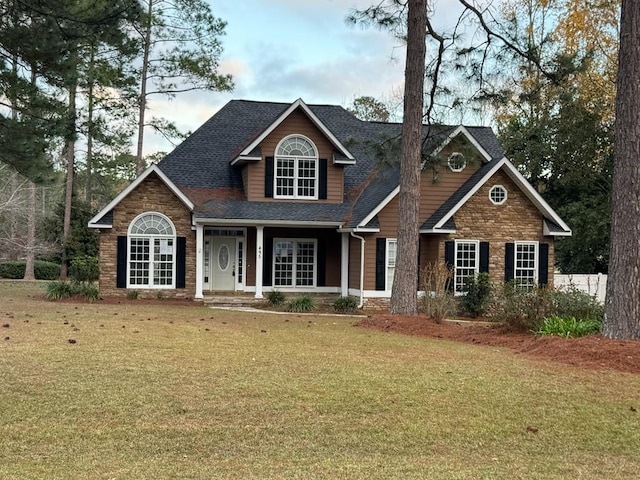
[429,125,493,163]
[230,98,355,165]
[88,165,194,229]
[429,157,572,236]
[193,217,344,228]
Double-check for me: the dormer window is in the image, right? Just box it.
[275,135,318,199]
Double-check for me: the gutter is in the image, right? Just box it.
[350,231,366,309]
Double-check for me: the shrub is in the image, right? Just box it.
[0,260,60,280]
[45,280,99,302]
[267,290,286,306]
[45,280,78,300]
[552,285,604,322]
[333,296,358,314]
[420,261,456,323]
[69,255,99,282]
[536,315,601,338]
[127,290,139,300]
[488,282,555,332]
[287,295,316,313]
[459,272,491,318]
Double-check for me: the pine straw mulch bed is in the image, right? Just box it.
[356,315,640,374]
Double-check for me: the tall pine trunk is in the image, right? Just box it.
[390,0,427,315]
[60,80,77,280]
[135,0,153,176]
[23,181,36,280]
[603,0,640,339]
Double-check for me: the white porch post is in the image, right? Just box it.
[195,224,204,299]
[255,225,264,298]
[341,232,349,296]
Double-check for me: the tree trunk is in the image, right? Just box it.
[603,0,640,339]
[85,44,95,205]
[23,181,36,280]
[60,81,77,280]
[135,0,153,176]
[390,0,427,315]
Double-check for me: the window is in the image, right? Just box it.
[514,241,537,288]
[273,239,316,287]
[454,240,479,293]
[275,135,318,199]
[447,152,466,172]
[489,185,507,205]
[127,213,176,288]
[386,239,397,290]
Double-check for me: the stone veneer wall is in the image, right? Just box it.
[98,173,196,299]
[443,169,554,284]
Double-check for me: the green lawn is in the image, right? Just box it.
[1,281,639,479]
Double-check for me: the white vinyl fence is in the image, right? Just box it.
[554,274,607,304]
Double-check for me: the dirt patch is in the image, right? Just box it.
[357,315,640,374]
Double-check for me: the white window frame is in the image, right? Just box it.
[273,238,317,288]
[489,185,508,205]
[274,134,319,200]
[385,238,398,291]
[454,240,480,294]
[127,212,176,289]
[447,152,466,172]
[514,241,538,288]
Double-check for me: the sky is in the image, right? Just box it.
[143,0,409,155]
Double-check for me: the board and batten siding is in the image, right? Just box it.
[244,108,344,203]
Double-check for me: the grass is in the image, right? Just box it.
[1,280,640,479]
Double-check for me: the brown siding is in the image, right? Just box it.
[98,174,195,298]
[245,108,344,203]
[348,235,362,289]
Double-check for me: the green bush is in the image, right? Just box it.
[45,280,99,302]
[0,260,60,280]
[333,296,358,314]
[488,282,555,332]
[536,315,601,338]
[287,295,316,313]
[459,272,492,317]
[267,290,286,306]
[552,285,604,322]
[69,255,99,282]
[127,290,139,300]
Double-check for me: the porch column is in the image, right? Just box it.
[195,224,204,299]
[255,225,264,298]
[341,232,349,296]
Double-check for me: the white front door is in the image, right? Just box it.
[211,237,236,291]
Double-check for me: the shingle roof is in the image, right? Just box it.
[156,99,506,226]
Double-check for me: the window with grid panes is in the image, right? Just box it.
[455,240,479,293]
[514,242,537,288]
[386,239,397,290]
[127,213,175,288]
[273,239,316,287]
[274,135,318,199]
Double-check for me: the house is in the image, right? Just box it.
[88,98,571,308]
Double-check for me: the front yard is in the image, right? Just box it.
[1,281,639,479]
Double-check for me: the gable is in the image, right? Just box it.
[88,165,193,229]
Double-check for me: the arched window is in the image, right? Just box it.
[127,212,176,288]
[274,135,318,199]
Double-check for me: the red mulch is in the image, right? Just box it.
[357,315,640,374]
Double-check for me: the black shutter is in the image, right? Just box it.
[479,241,490,273]
[505,243,515,282]
[265,156,274,197]
[176,237,186,288]
[417,239,422,289]
[117,236,127,288]
[375,238,386,291]
[444,241,454,292]
[538,243,549,286]
[263,236,273,286]
[319,158,328,199]
[316,237,326,286]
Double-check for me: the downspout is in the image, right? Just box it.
[350,231,365,309]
